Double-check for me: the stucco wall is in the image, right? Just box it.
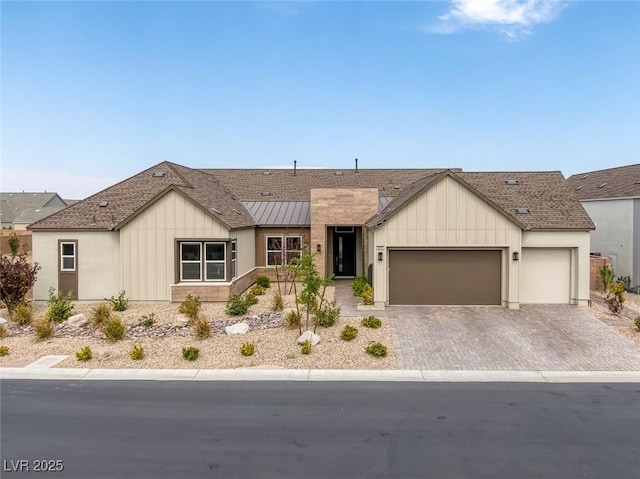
[32,231,120,301]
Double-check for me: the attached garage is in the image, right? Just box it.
[520,248,571,304]
[388,250,502,305]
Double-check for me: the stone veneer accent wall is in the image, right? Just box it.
[310,188,378,277]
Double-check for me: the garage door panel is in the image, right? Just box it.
[521,249,570,304]
[389,250,501,305]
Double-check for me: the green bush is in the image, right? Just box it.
[300,340,312,355]
[0,324,7,338]
[8,232,20,255]
[182,346,199,361]
[361,316,382,329]
[0,345,8,356]
[103,315,126,342]
[341,325,358,341]
[129,344,145,360]
[45,288,74,323]
[179,294,201,321]
[352,276,369,297]
[256,276,271,288]
[13,301,33,326]
[361,284,374,305]
[139,313,155,328]
[240,342,255,356]
[605,282,625,315]
[76,346,92,361]
[245,292,259,306]
[34,318,54,341]
[91,302,112,327]
[272,291,284,311]
[366,342,388,357]
[250,284,266,296]
[285,310,301,329]
[599,266,616,293]
[634,316,640,332]
[194,316,211,339]
[105,290,129,311]
[225,293,254,316]
[315,299,341,328]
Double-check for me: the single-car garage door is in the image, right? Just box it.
[388,250,501,305]
[520,248,571,303]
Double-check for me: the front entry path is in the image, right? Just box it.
[386,304,640,371]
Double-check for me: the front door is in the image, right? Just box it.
[333,230,355,277]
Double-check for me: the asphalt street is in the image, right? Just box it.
[1,380,639,478]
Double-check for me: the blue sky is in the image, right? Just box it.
[1,0,639,199]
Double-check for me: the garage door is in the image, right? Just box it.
[388,250,501,305]
[520,248,571,303]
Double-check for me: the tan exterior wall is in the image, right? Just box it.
[231,228,256,278]
[32,231,120,301]
[310,188,378,277]
[254,227,310,267]
[373,176,522,308]
[120,190,230,301]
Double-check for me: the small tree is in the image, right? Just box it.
[0,252,40,316]
[8,233,20,256]
[599,266,615,293]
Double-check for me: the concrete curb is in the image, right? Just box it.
[2,367,639,383]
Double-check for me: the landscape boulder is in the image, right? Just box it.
[297,331,320,346]
[225,321,250,335]
[66,313,89,328]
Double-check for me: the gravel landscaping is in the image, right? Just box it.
[0,285,396,369]
[586,290,640,346]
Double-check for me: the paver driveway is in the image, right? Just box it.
[385,305,640,371]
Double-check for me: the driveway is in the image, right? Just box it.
[385,304,640,371]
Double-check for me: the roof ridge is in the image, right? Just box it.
[568,163,640,178]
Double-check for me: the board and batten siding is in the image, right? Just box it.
[373,176,522,307]
[120,190,230,301]
[32,231,120,301]
[231,227,255,278]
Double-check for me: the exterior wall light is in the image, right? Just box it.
[317,244,321,253]
[512,251,519,261]
[378,251,383,262]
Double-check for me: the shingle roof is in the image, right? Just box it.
[367,170,595,231]
[29,162,255,231]
[566,164,640,200]
[0,192,66,225]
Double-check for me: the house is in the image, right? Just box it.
[567,164,640,291]
[29,161,594,309]
[0,192,71,230]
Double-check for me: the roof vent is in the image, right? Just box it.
[335,172,343,176]
[505,179,519,185]
[378,186,384,191]
[597,183,607,188]
[575,185,583,191]
[635,180,640,184]
[232,208,242,215]
[211,208,222,215]
[582,175,589,180]
[394,185,400,190]
[260,191,271,196]
[152,172,166,178]
[515,207,531,214]
[99,201,108,207]
[262,171,272,176]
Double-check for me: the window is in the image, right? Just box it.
[179,241,226,282]
[60,242,76,271]
[266,235,303,266]
[231,241,237,279]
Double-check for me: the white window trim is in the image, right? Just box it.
[205,242,226,282]
[60,242,76,272]
[266,236,284,266]
[180,242,202,282]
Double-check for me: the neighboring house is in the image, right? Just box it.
[567,164,640,291]
[0,192,71,230]
[29,161,594,309]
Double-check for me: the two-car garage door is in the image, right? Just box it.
[389,250,501,305]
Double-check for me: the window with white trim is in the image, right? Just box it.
[266,235,303,266]
[231,241,237,279]
[266,236,283,266]
[179,241,226,282]
[60,242,76,271]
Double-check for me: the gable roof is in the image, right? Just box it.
[367,170,595,231]
[566,164,640,200]
[29,162,255,231]
[0,192,67,226]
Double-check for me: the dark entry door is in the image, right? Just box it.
[333,232,355,277]
[58,240,78,300]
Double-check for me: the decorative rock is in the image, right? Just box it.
[66,314,89,328]
[225,321,250,335]
[297,331,320,346]
[173,314,190,328]
[0,317,8,325]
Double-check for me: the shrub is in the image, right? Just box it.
[272,291,284,311]
[129,344,145,360]
[599,266,616,293]
[315,299,341,328]
[256,276,271,288]
[635,316,640,332]
[179,294,201,321]
[361,316,382,329]
[45,288,74,323]
[91,302,112,327]
[33,318,54,341]
[300,340,312,355]
[250,284,266,296]
[139,313,155,328]
[285,310,301,329]
[182,346,199,361]
[352,276,369,297]
[13,301,33,326]
[225,294,250,316]
[361,284,374,305]
[245,292,259,306]
[194,316,211,339]
[366,342,388,357]
[105,290,129,311]
[76,346,92,361]
[0,345,8,356]
[341,325,358,341]
[240,342,255,356]
[0,324,7,338]
[8,232,20,255]
[103,315,126,342]
[605,282,625,315]
[0,252,40,314]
